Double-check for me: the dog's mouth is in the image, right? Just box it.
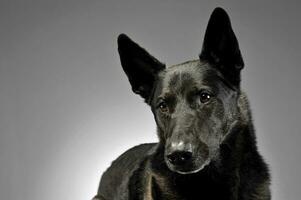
[165,156,210,174]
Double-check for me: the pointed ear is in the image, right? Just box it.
[199,8,244,87]
[117,34,165,101]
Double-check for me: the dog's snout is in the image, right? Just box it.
[167,151,193,166]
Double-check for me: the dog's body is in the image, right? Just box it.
[94,8,270,200]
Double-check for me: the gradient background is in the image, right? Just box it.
[1,0,300,200]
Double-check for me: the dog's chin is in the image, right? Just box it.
[166,160,210,175]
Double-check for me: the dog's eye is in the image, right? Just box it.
[199,92,212,103]
[158,102,169,113]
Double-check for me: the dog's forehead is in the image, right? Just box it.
[159,60,213,94]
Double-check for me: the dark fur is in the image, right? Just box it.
[93,8,270,200]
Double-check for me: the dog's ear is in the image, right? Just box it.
[118,34,165,101]
[200,7,244,87]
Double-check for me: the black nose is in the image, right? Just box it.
[167,151,193,166]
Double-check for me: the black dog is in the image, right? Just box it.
[93,7,271,200]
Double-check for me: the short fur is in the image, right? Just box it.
[93,7,270,200]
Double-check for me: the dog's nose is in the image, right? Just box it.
[167,151,193,166]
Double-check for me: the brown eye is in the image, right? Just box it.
[200,92,212,103]
[158,102,169,113]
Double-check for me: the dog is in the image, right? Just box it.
[93,7,271,200]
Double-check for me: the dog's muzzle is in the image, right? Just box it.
[165,141,210,174]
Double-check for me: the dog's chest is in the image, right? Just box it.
[148,173,234,200]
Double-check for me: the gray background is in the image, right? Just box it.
[0,0,300,200]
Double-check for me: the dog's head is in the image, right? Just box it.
[118,8,245,174]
